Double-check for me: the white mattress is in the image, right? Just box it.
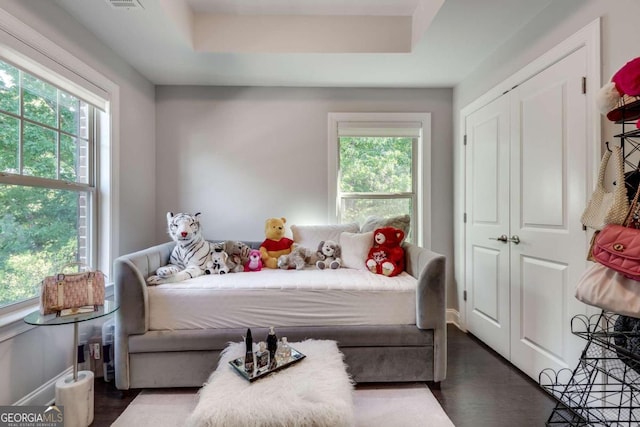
[148,268,417,330]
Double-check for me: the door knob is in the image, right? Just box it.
[510,235,521,244]
[489,234,509,243]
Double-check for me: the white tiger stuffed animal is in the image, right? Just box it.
[146,212,213,285]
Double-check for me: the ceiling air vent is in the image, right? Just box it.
[106,0,144,10]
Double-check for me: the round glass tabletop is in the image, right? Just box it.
[24,298,118,326]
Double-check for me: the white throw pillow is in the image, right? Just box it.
[291,223,359,250]
[340,231,374,270]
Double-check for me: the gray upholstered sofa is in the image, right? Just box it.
[113,240,446,390]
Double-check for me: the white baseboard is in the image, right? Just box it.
[446,309,465,331]
[13,367,72,406]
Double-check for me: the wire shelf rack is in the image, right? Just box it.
[539,311,640,426]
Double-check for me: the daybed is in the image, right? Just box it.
[113,237,446,390]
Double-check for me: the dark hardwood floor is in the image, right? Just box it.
[92,380,143,426]
[91,324,557,426]
[431,325,556,426]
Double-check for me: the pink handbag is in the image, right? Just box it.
[40,263,105,316]
[592,182,640,280]
[592,224,640,280]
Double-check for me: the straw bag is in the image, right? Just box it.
[40,263,105,316]
[581,146,629,230]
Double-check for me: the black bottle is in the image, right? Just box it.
[267,326,278,363]
[244,328,254,373]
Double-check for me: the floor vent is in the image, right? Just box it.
[106,0,144,10]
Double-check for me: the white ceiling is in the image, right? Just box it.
[53,0,554,87]
[185,0,424,16]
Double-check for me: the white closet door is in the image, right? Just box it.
[508,46,588,378]
[464,46,589,380]
[464,95,511,359]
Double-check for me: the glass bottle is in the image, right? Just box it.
[281,337,292,359]
[244,328,254,373]
[276,337,291,364]
[267,326,278,363]
[256,341,270,371]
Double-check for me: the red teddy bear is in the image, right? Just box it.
[366,226,405,277]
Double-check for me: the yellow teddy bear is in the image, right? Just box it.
[259,217,294,269]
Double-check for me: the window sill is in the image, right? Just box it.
[0,303,38,343]
[0,283,114,343]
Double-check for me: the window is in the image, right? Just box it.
[0,58,100,310]
[328,113,431,246]
[0,10,117,335]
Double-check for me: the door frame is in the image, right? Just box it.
[454,18,601,330]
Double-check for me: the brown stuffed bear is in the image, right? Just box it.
[259,217,294,269]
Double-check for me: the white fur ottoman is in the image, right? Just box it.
[185,339,355,427]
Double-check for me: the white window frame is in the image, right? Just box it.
[0,7,120,341]
[328,112,431,248]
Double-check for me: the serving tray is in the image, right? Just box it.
[229,347,306,382]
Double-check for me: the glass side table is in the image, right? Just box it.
[24,299,118,427]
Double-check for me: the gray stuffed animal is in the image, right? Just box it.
[316,240,342,270]
[277,244,317,270]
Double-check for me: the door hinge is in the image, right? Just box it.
[463,213,467,223]
[464,135,467,146]
[582,77,587,94]
[463,290,467,301]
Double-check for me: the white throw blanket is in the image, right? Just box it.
[185,339,356,427]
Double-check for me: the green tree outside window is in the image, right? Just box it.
[338,136,415,239]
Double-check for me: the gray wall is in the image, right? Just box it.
[154,85,454,299]
[455,0,640,143]
[0,1,155,405]
[452,0,640,314]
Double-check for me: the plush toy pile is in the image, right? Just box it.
[150,212,409,284]
[215,240,251,273]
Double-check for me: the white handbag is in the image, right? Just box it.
[575,262,640,317]
[580,145,629,230]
